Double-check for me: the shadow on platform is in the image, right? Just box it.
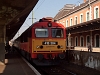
[0,51,37,75]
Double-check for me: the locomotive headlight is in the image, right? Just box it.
[57,45,60,49]
[36,46,40,49]
[47,22,52,27]
[40,45,43,49]
[60,46,63,49]
[57,45,63,49]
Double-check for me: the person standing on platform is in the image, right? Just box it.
[87,42,92,52]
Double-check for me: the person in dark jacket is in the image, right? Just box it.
[87,43,92,52]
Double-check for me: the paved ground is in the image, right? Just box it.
[0,52,37,75]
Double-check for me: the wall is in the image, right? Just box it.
[67,50,100,71]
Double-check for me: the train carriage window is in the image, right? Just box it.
[52,28,63,38]
[35,28,48,37]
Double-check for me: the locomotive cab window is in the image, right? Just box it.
[35,28,48,37]
[52,28,63,38]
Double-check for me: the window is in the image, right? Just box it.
[80,13,83,23]
[80,15,83,23]
[96,8,98,18]
[75,16,77,25]
[95,35,99,47]
[52,28,63,38]
[86,12,89,21]
[66,20,68,27]
[80,36,84,46]
[86,35,90,46]
[87,35,90,43]
[94,6,99,19]
[71,37,73,46]
[75,36,78,46]
[70,18,72,26]
[35,28,48,37]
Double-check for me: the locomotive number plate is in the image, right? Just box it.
[42,41,58,45]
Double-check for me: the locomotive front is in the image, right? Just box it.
[31,18,66,60]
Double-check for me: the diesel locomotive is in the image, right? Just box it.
[14,17,66,65]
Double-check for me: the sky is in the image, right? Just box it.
[13,0,83,40]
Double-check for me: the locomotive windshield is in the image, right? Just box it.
[35,28,48,37]
[52,28,63,38]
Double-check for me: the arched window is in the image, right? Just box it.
[95,34,99,47]
[75,36,78,46]
[80,36,84,46]
[96,8,98,18]
[86,35,90,46]
[86,11,89,21]
[94,6,99,19]
[66,20,68,27]
[71,37,73,46]
[80,13,83,23]
[70,18,73,26]
[74,16,78,25]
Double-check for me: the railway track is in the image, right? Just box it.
[20,50,100,75]
[38,66,77,75]
[33,60,100,75]
[34,60,77,75]
[22,54,75,75]
[27,59,76,75]
[16,48,100,75]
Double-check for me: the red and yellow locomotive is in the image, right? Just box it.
[15,17,66,65]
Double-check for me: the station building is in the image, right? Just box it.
[54,0,100,52]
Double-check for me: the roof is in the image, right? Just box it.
[54,4,75,20]
[54,0,97,20]
[0,0,38,40]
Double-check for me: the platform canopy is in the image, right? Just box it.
[0,0,38,41]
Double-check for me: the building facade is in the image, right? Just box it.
[54,0,100,52]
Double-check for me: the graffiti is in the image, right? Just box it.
[68,50,100,71]
[85,56,100,69]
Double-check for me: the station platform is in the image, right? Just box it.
[0,51,40,75]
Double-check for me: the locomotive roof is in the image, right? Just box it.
[31,21,65,28]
